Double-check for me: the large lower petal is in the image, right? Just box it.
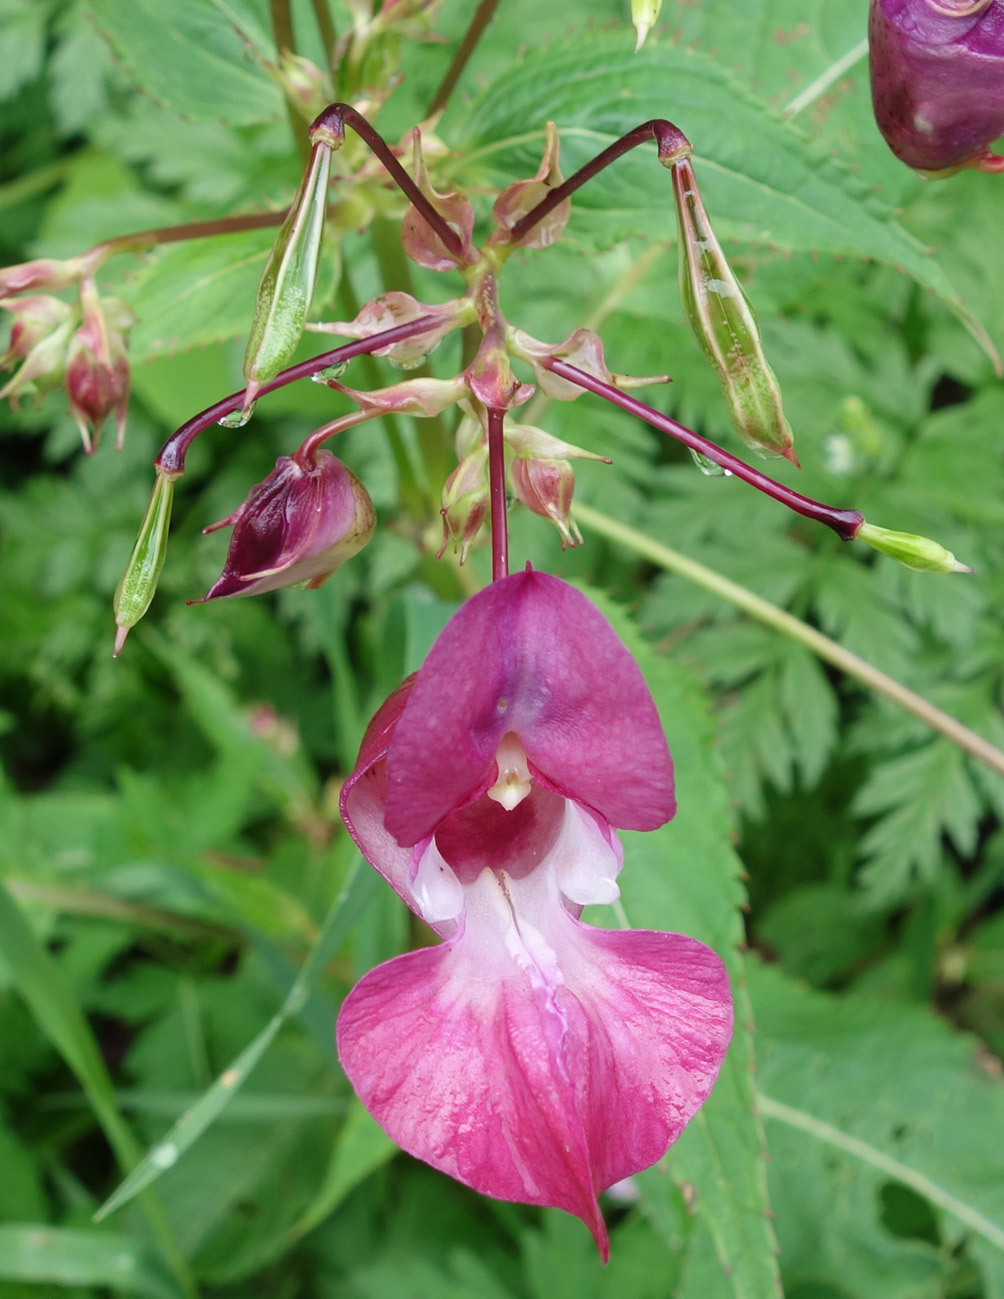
[336,895,731,1257]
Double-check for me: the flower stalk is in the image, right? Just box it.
[487,406,509,580]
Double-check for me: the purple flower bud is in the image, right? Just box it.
[199,451,375,600]
[64,289,134,453]
[869,0,1004,174]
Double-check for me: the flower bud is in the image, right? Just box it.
[869,0,1004,174]
[274,51,328,122]
[113,470,176,657]
[489,122,571,250]
[857,521,973,572]
[65,287,134,452]
[199,450,375,600]
[0,301,76,406]
[241,134,335,418]
[670,156,797,463]
[505,423,609,549]
[438,446,490,563]
[631,0,663,50]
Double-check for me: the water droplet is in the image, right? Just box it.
[218,403,254,428]
[388,348,434,371]
[151,1142,178,1169]
[311,360,349,383]
[690,449,731,477]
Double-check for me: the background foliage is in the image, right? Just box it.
[1,0,1003,1295]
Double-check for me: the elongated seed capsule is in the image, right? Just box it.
[240,135,334,421]
[113,470,176,655]
[670,156,797,463]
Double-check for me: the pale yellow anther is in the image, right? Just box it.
[486,732,532,810]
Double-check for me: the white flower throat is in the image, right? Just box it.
[486,732,532,810]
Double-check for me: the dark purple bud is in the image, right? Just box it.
[198,450,375,600]
[870,0,1004,174]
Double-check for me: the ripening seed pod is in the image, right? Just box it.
[670,156,797,463]
[857,521,973,572]
[113,471,176,656]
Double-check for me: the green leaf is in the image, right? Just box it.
[89,0,283,125]
[453,32,995,366]
[590,591,781,1298]
[753,962,1004,1298]
[293,1096,396,1237]
[0,1223,180,1299]
[95,859,378,1222]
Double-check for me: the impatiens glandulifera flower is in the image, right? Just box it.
[198,449,375,600]
[869,0,1004,174]
[670,156,797,464]
[337,570,733,1258]
[240,121,339,421]
[64,284,134,453]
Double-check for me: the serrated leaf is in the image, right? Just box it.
[753,962,1004,1298]
[593,593,781,1299]
[452,33,994,365]
[89,0,283,125]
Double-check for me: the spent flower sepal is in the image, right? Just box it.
[113,470,176,657]
[489,122,572,251]
[64,283,134,452]
[438,445,490,562]
[869,0,1004,174]
[506,423,610,549]
[858,520,973,572]
[241,132,336,419]
[401,130,477,271]
[670,156,798,464]
[308,290,470,368]
[198,449,375,600]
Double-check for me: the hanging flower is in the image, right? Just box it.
[337,569,732,1257]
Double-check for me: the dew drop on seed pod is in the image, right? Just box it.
[218,403,255,428]
[690,449,732,477]
[312,360,349,383]
[388,348,434,371]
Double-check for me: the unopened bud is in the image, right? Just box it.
[113,470,176,656]
[671,156,797,463]
[870,0,1004,174]
[0,304,76,406]
[858,521,972,573]
[65,287,133,452]
[438,446,490,563]
[631,0,663,50]
[199,450,375,600]
[490,121,571,250]
[242,136,334,417]
[1,296,74,368]
[274,51,328,122]
[505,424,608,549]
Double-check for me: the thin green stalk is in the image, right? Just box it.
[574,502,1004,780]
[425,0,504,117]
[270,0,309,159]
[311,0,337,64]
[783,38,869,119]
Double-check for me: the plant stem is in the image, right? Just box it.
[425,0,503,117]
[270,0,309,158]
[783,38,869,119]
[574,502,1004,780]
[154,314,442,477]
[488,406,509,580]
[544,358,863,540]
[93,210,289,264]
[310,0,337,64]
[507,118,691,246]
[310,103,464,258]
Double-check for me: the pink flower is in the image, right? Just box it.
[337,570,732,1257]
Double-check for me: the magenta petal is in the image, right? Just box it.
[337,903,731,1257]
[384,570,674,845]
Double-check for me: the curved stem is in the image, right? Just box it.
[574,502,1004,781]
[544,358,863,540]
[95,209,289,260]
[507,118,691,246]
[310,103,463,258]
[488,406,509,580]
[155,314,441,476]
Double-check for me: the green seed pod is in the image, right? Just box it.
[858,521,972,573]
[671,156,797,463]
[113,471,176,656]
[241,137,333,420]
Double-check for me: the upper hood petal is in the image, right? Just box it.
[384,569,675,846]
